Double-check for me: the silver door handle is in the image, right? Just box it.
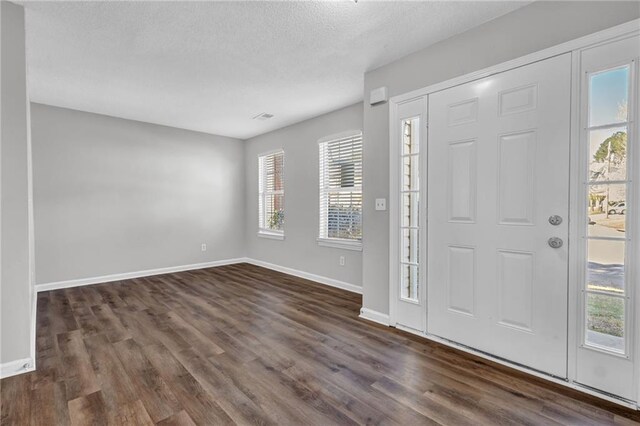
[548,215,563,226]
[548,237,563,249]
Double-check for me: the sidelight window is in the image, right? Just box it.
[584,65,631,354]
[400,117,420,301]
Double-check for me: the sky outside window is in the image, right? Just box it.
[589,67,629,127]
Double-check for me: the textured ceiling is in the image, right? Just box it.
[23,1,528,139]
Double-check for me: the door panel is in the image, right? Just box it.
[498,131,536,225]
[447,245,476,316]
[427,53,572,377]
[448,139,477,223]
[497,250,534,331]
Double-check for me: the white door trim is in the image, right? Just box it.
[389,100,398,327]
[632,51,639,407]
[388,18,640,409]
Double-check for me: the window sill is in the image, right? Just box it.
[258,230,285,240]
[317,238,362,251]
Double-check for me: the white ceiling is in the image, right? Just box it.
[23,1,528,140]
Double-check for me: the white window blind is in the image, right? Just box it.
[319,132,363,245]
[258,150,285,235]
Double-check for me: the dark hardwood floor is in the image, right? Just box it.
[1,263,639,425]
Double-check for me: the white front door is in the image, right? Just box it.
[427,53,572,377]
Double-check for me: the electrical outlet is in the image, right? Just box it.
[201,243,207,252]
[375,198,386,211]
[339,256,345,266]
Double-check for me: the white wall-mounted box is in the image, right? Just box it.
[369,86,388,105]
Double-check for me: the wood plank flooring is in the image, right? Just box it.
[2,263,639,425]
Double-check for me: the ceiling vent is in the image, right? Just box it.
[252,112,274,121]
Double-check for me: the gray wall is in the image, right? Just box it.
[32,104,245,284]
[1,1,33,364]
[362,1,640,315]
[245,103,363,288]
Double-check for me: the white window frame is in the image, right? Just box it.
[258,149,285,240]
[580,62,634,357]
[398,116,421,303]
[317,130,363,251]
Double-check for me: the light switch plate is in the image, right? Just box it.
[375,198,386,211]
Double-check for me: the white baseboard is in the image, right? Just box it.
[35,257,363,297]
[359,307,390,326]
[0,357,35,379]
[35,258,247,292]
[244,258,362,294]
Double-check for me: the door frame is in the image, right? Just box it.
[388,18,640,409]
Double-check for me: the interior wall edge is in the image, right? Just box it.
[1,0,32,366]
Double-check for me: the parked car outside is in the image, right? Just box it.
[608,202,626,215]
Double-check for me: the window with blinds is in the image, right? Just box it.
[318,132,363,248]
[258,150,285,236]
